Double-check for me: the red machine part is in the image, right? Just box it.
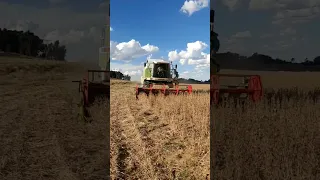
[136,84,193,99]
[210,74,263,105]
[79,70,110,106]
[81,78,89,106]
[211,75,220,105]
[248,75,263,102]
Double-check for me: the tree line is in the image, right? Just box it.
[0,28,66,60]
[216,52,320,71]
[110,71,131,81]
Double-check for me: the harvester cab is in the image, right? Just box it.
[136,60,192,99]
[141,60,177,88]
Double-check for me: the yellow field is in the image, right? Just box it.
[212,69,320,179]
[110,80,210,179]
[181,83,210,90]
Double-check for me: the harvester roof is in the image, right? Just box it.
[147,59,169,64]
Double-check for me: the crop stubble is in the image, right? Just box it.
[110,80,210,179]
[0,57,109,180]
[212,70,320,179]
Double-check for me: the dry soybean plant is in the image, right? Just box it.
[212,87,320,179]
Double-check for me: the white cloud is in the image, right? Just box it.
[244,0,320,25]
[260,33,273,38]
[87,26,101,43]
[146,54,166,63]
[179,71,190,79]
[45,29,85,44]
[99,2,108,9]
[272,7,320,25]
[221,0,320,12]
[7,20,39,32]
[168,41,210,69]
[249,0,281,10]
[221,0,320,25]
[49,0,64,4]
[249,0,320,10]
[180,67,209,80]
[110,26,113,31]
[168,51,180,61]
[221,31,253,54]
[231,30,252,38]
[180,0,209,16]
[110,62,143,80]
[221,0,243,11]
[110,39,159,61]
[224,31,252,46]
[280,27,296,35]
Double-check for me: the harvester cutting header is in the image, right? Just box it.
[135,60,193,99]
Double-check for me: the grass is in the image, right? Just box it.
[212,70,320,179]
[0,56,109,180]
[110,80,210,179]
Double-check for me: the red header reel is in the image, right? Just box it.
[136,84,192,99]
[210,74,263,105]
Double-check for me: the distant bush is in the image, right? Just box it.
[110,70,131,81]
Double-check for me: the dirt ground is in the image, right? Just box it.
[0,57,109,180]
[110,80,210,179]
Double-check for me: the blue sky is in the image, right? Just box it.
[214,0,320,62]
[110,0,210,81]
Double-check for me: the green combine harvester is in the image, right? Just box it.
[135,60,193,99]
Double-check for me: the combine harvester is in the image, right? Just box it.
[72,70,110,120]
[210,5,263,106]
[135,60,193,99]
[72,2,110,121]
